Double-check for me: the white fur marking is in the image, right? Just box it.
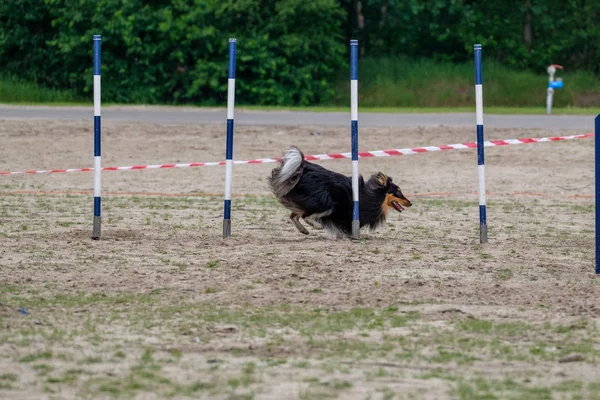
[324,225,347,240]
[279,148,302,182]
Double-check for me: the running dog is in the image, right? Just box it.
[268,146,412,239]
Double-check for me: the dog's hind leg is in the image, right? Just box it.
[304,217,323,230]
[290,213,309,235]
[304,209,333,230]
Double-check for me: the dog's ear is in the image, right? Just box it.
[375,172,388,187]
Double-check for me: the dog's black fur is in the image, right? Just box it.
[268,146,412,239]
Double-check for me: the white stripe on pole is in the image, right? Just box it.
[475,84,483,125]
[478,164,486,206]
[351,80,358,121]
[94,76,101,117]
[352,160,359,201]
[224,159,233,200]
[94,157,101,197]
[227,79,235,120]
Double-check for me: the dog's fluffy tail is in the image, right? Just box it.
[268,146,304,198]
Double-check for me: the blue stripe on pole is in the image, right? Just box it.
[474,44,482,85]
[228,39,236,79]
[350,40,358,80]
[479,205,487,225]
[351,121,358,160]
[476,125,484,165]
[595,114,600,274]
[94,116,101,156]
[226,119,234,159]
[94,197,101,217]
[93,35,101,76]
[353,201,359,221]
[224,200,231,220]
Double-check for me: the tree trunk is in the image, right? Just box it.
[523,0,532,52]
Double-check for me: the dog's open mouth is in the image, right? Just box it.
[384,193,412,214]
[391,201,405,212]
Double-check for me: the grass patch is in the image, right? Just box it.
[156,304,422,337]
[3,55,600,111]
[429,348,479,365]
[0,373,18,388]
[332,56,600,109]
[0,71,83,103]
[19,351,53,363]
[236,105,600,115]
[454,376,593,400]
[457,318,532,337]
[496,269,514,280]
[417,199,482,211]
[32,364,55,375]
[3,290,161,309]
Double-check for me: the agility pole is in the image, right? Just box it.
[350,39,360,240]
[223,38,236,239]
[0,134,592,176]
[596,114,599,275]
[92,35,102,240]
[474,44,487,244]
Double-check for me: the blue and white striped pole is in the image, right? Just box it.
[350,40,360,240]
[474,44,488,244]
[223,38,236,239]
[92,34,102,240]
[595,114,599,274]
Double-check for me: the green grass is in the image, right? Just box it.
[237,105,600,115]
[0,190,597,399]
[0,71,84,104]
[453,376,599,400]
[332,56,600,109]
[3,56,600,112]
[2,283,600,398]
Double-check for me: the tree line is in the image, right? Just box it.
[1,0,597,105]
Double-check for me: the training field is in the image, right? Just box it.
[0,117,598,399]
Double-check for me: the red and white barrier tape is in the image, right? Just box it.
[0,133,593,176]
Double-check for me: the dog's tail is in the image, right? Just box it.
[268,146,304,198]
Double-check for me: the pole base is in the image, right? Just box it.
[480,223,488,244]
[223,219,231,239]
[92,216,101,240]
[546,89,553,115]
[351,220,360,241]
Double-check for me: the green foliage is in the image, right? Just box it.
[0,71,83,103]
[0,0,598,106]
[0,0,345,105]
[0,1,54,82]
[340,0,600,73]
[332,56,600,108]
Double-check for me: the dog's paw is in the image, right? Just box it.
[292,225,309,235]
[304,218,323,230]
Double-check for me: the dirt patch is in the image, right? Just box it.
[0,119,598,399]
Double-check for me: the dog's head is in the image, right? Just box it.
[369,172,412,214]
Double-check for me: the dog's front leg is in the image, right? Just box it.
[290,213,309,235]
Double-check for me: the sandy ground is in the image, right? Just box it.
[0,119,598,399]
